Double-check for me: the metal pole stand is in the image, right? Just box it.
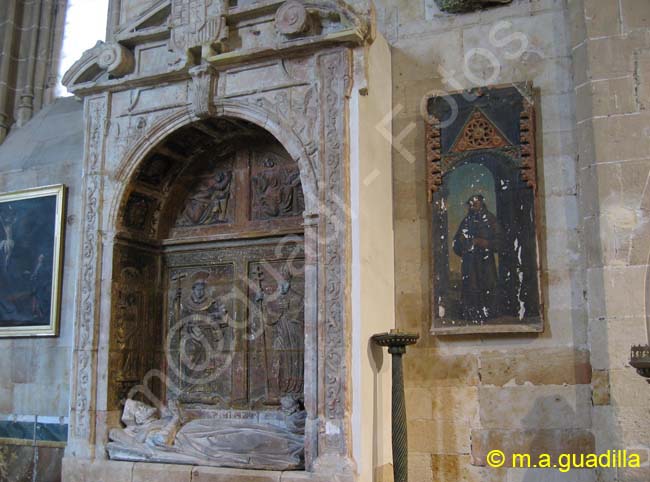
[372,329,419,482]
[630,345,650,381]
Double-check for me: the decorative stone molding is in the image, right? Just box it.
[65,0,370,96]
[276,1,312,36]
[97,43,135,78]
[62,41,135,90]
[435,0,512,14]
[189,64,218,119]
[70,94,109,453]
[65,2,373,478]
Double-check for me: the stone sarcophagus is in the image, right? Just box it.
[61,1,394,481]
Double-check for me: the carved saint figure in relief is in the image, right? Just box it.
[177,171,232,226]
[172,271,232,402]
[252,158,303,219]
[255,265,304,399]
[453,194,504,322]
[182,276,229,367]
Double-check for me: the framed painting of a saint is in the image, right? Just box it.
[0,185,66,337]
[427,84,543,334]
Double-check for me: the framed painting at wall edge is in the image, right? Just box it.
[427,83,544,335]
[0,184,66,337]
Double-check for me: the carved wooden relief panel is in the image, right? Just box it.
[427,84,543,335]
[159,140,304,241]
[175,164,234,227]
[165,239,305,410]
[248,257,305,406]
[109,243,163,409]
[251,152,305,221]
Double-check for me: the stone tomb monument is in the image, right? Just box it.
[61,1,394,480]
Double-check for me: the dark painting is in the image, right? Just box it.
[0,185,65,337]
[427,85,543,334]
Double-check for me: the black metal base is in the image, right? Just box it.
[630,345,650,380]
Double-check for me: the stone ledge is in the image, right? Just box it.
[61,458,346,482]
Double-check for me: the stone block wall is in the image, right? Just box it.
[0,97,84,480]
[0,1,648,481]
[374,0,606,480]
[572,0,650,481]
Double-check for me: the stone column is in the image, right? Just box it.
[0,0,67,143]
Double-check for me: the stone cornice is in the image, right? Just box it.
[63,0,372,98]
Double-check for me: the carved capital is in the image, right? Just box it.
[189,65,218,119]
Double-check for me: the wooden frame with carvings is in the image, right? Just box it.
[427,83,544,335]
[0,184,66,337]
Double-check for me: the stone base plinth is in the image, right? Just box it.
[62,458,353,482]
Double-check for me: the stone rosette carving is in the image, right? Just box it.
[435,0,512,14]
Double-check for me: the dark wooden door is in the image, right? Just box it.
[163,142,305,410]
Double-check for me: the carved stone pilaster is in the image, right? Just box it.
[318,49,351,456]
[69,94,109,455]
[189,65,218,119]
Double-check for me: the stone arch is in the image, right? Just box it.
[103,100,321,470]
[110,102,319,230]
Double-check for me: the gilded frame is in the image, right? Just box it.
[0,184,66,337]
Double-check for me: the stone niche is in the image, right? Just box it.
[61,1,394,481]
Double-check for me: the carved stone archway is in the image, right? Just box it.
[62,1,394,480]
[106,116,318,468]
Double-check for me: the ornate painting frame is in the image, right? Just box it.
[427,83,544,335]
[0,184,66,337]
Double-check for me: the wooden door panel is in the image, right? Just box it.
[165,238,304,410]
